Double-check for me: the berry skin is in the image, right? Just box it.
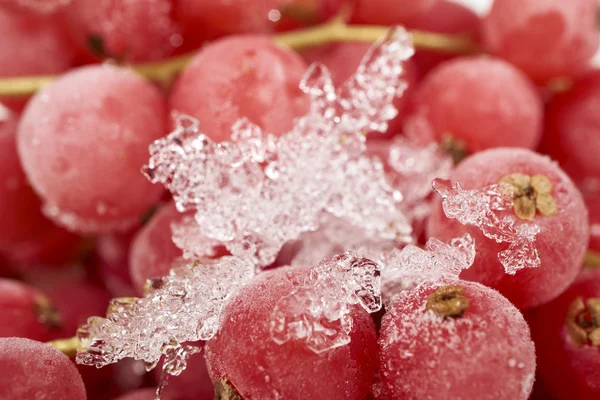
[0,106,81,268]
[527,268,600,400]
[64,0,179,62]
[0,278,60,341]
[427,148,589,310]
[405,0,481,76]
[586,193,600,253]
[407,56,543,155]
[482,0,599,82]
[379,280,536,400]
[169,35,309,143]
[205,266,378,400]
[18,65,167,234]
[0,338,87,400]
[352,0,438,25]
[114,388,157,400]
[542,71,600,186]
[129,202,186,295]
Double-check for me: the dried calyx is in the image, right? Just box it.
[566,297,600,346]
[214,379,242,400]
[34,295,62,329]
[439,133,468,164]
[426,285,470,318]
[499,173,558,221]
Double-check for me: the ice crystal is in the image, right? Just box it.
[380,234,475,300]
[432,178,541,274]
[270,253,382,353]
[76,256,255,369]
[143,27,414,267]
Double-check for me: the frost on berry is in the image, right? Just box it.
[76,256,255,370]
[432,178,541,275]
[380,234,475,300]
[269,253,382,353]
[143,27,415,267]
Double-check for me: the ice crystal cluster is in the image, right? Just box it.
[76,256,255,369]
[142,28,414,267]
[270,253,382,353]
[432,178,541,274]
[76,28,417,371]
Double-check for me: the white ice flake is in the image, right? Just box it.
[432,178,541,274]
[142,28,415,267]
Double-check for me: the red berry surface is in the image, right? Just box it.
[205,266,378,400]
[379,280,536,400]
[407,56,543,154]
[18,65,167,233]
[129,202,186,294]
[527,268,600,400]
[114,388,157,400]
[542,71,600,186]
[406,0,481,76]
[95,228,138,297]
[170,35,309,143]
[64,0,179,62]
[0,278,60,340]
[483,0,599,82]
[352,0,438,25]
[427,148,589,309]
[152,344,213,400]
[0,337,87,400]
[0,106,81,268]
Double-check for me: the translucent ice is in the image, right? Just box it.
[143,28,415,267]
[432,178,541,274]
[380,234,476,300]
[270,253,382,353]
[76,256,255,369]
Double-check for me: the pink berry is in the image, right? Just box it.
[0,338,87,400]
[0,0,70,14]
[64,0,179,62]
[205,266,378,399]
[95,228,138,297]
[352,0,438,25]
[527,268,600,400]
[45,277,111,335]
[0,10,73,76]
[152,344,213,400]
[0,278,60,340]
[0,106,81,268]
[129,203,186,294]
[482,0,599,82]
[379,280,536,399]
[114,389,156,400]
[169,35,309,143]
[542,71,600,186]
[406,0,481,76]
[427,148,589,309]
[407,56,543,154]
[586,194,600,252]
[18,65,167,233]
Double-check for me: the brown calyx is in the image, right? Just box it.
[214,379,242,400]
[426,285,470,319]
[566,297,600,346]
[499,173,558,221]
[439,133,468,164]
[33,295,62,329]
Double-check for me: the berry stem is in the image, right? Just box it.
[47,337,82,358]
[0,22,479,98]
